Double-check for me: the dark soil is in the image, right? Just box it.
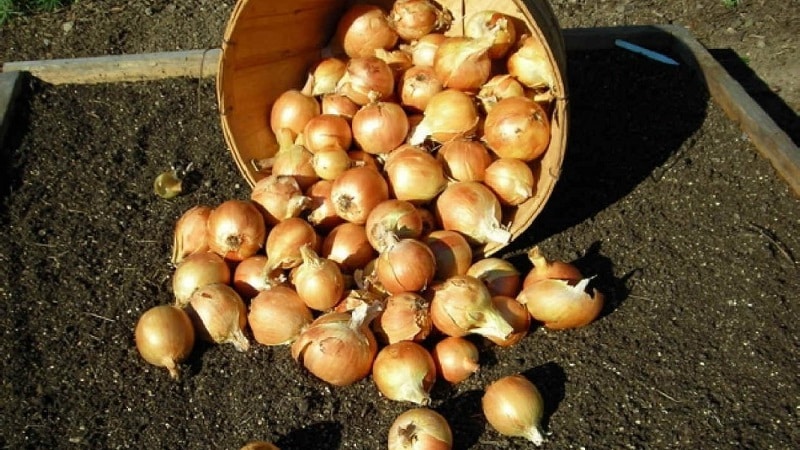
[1,1,799,450]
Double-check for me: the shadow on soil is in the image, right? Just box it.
[275,420,342,450]
[710,48,800,146]
[0,73,33,219]
[503,48,710,258]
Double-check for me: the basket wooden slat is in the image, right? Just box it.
[217,0,569,256]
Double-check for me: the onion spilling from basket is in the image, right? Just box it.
[137,1,605,446]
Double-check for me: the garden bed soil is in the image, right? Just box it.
[1,1,800,449]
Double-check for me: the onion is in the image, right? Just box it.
[321,94,359,120]
[384,145,446,203]
[240,441,280,450]
[516,278,604,330]
[248,285,313,346]
[291,245,346,311]
[375,48,414,77]
[483,158,536,206]
[186,283,249,352]
[429,275,513,339]
[522,246,583,289]
[465,10,517,59]
[232,255,273,299]
[291,303,380,386]
[321,222,376,273]
[270,80,320,139]
[250,174,310,225]
[477,74,525,113]
[308,57,347,96]
[407,33,446,67]
[433,36,493,92]
[432,336,480,383]
[334,4,398,59]
[264,217,320,274]
[376,236,437,295]
[372,341,437,405]
[135,305,195,379]
[389,0,452,41]
[352,101,409,154]
[270,129,319,190]
[487,295,530,347]
[171,205,211,265]
[437,139,493,182]
[365,199,424,252]
[206,199,267,262]
[507,34,556,89]
[467,257,521,298]
[425,230,473,281]
[305,179,344,231]
[172,251,231,307]
[373,291,432,344]
[483,96,550,162]
[388,408,453,450]
[409,89,479,145]
[303,114,353,154]
[330,166,389,224]
[482,374,546,445]
[398,65,443,112]
[336,56,395,105]
[434,182,511,245]
[312,148,356,181]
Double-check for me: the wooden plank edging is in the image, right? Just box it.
[1,26,798,195]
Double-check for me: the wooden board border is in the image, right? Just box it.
[2,25,798,196]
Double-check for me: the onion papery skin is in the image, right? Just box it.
[374,291,432,344]
[134,305,195,379]
[305,179,345,232]
[482,374,546,445]
[376,238,437,295]
[321,94,360,120]
[434,181,511,246]
[409,89,479,145]
[291,245,346,311]
[334,4,398,59]
[433,37,493,92]
[186,283,250,352]
[206,199,267,262]
[264,217,320,272]
[429,275,513,339]
[482,96,551,162]
[172,251,231,307]
[399,65,443,113]
[483,157,536,206]
[517,278,605,330]
[322,222,377,273]
[387,408,453,450]
[389,0,452,42]
[232,255,272,299]
[291,311,378,386]
[408,33,446,67]
[425,230,473,281]
[309,57,347,97]
[437,139,493,182]
[352,101,409,155]
[330,166,389,224]
[250,174,310,225]
[432,336,480,384]
[372,341,437,405]
[507,35,556,90]
[171,205,211,265]
[522,246,583,289]
[465,10,517,59]
[384,145,447,204]
[365,199,424,253]
[337,56,395,105]
[467,257,521,298]
[486,295,530,347]
[248,285,313,346]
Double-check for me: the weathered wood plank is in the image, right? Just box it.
[2,49,221,85]
[0,71,24,154]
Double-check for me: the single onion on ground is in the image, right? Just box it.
[186,283,249,352]
[135,305,195,379]
[432,336,480,384]
[482,374,546,445]
[171,205,211,265]
[372,341,437,405]
[517,277,604,330]
[387,407,453,450]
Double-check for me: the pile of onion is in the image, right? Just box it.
[133,2,613,447]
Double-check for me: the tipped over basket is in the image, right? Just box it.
[216,0,568,257]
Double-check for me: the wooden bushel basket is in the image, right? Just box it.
[217,0,568,257]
